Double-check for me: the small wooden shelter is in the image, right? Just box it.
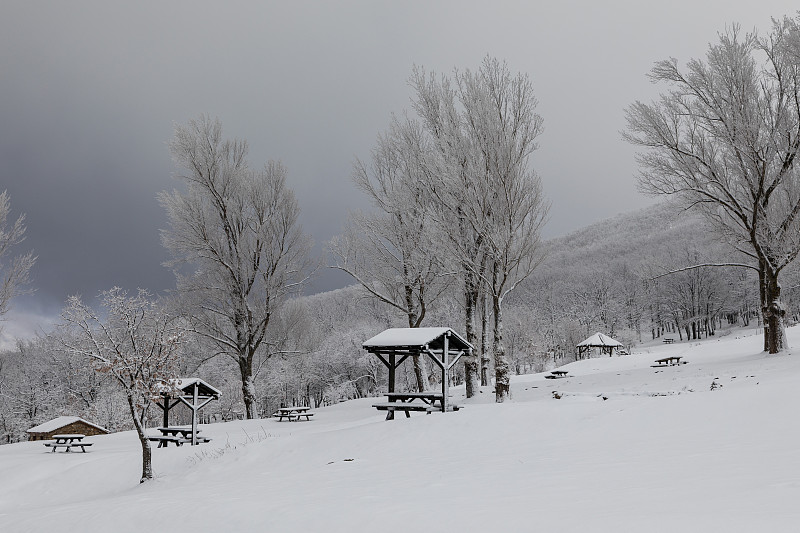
[26,416,109,441]
[154,378,221,445]
[362,327,473,413]
[576,332,624,359]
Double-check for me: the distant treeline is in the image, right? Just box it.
[2,201,798,443]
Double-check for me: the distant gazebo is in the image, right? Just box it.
[153,378,221,445]
[363,327,473,413]
[576,332,624,359]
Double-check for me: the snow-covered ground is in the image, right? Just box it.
[2,326,799,532]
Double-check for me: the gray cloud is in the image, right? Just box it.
[1,0,795,342]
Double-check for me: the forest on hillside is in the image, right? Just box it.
[3,201,798,443]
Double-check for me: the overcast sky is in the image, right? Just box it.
[1,0,797,346]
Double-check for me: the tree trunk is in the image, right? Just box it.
[406,290,431,392]
[410,355,429,392]
[759,265,769,352]
[762,268,787,354]
[463,274,480,398]
[239,357,257,419]
[480,292,490,386]
[493,292,509,402]
[492,265,510,402]
[127,393,153,483]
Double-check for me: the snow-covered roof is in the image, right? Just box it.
[363,327,473,351]
[27,416,108,434]
[577,332,624,347]
[156,377,222,398]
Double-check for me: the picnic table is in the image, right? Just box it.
[44,434,93,453]
[373,392,459,420]
[662,338,675,344]
[545,370,569,379]
[652,356,684,367]
[273,406,314,422]
[148,426,211,447]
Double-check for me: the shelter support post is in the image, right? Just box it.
[389,353,395,393]
[158,395,180,428]
[192,383,198,445]
[177,389,217,445]
[162,395,169,428]
[442,334,449,413]
[375,353,410,394]
[424,345,467,413]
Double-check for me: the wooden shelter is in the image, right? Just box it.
[576,332,624,359]
[27,416,109,441]
[362,327,473,413]
[154,378,221,445]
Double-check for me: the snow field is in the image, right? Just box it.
[1,326,799,532]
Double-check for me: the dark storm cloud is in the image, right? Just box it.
[1,0,797,345]
[1,1,387,315]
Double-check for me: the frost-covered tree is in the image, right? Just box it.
[0,191,35,322]
[625,18,800,353]
[161,116,313,418]
[330,116,447,392]
[410,64,489,397]
[0,339,62,442]
[413,57,548,401]
[54,288,184,483]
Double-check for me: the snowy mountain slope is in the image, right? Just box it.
[1,326,799,532]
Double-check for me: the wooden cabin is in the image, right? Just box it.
[26,416,110,441]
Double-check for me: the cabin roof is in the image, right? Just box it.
[27,416,109,434]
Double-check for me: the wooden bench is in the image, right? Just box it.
[385,392,444,404]
[148,435,191,447]
[372,402,461,417]
[273,412,314,422]
[44,442,93,453]
[374,392,460,420]
[373,402,432,413]
[273,406,314,422]
[662,338,675,344]
[148,435,213,447]
[45,434,92,452]
[652,356,685,367]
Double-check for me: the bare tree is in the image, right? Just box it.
[54,288,183,483]
[414,57,548,401]
[410,65,490,398]
[160,116,313,418]
[0,191,35,321]
[329,116,447,391]
[625,18,800,353]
